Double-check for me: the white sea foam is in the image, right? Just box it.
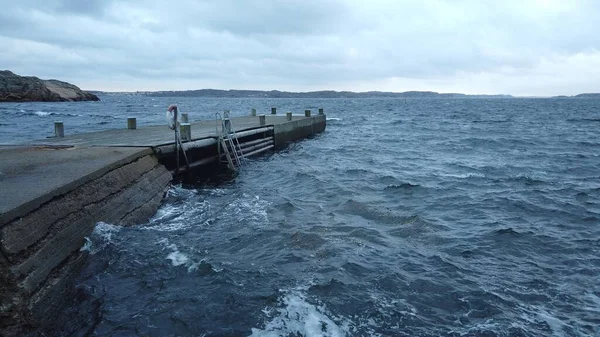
[167,251,190,266]
[80,237,92,252]
[94,222,121,240]
[167,184,198,198]
[144,196,211,232]
[160,239,211,273]
[517,304,572,337]
[370,293,416,318]
[327,117,342,121]
[536,310,567,337]
[150,221,190,232]
[145,204,189,232]
[448,319,502,336]
[97,221,119,235]
[206,187,229,196]
[437,172,486,179]
[583,292,600,312]
[161,240,190,267]
[34,110,50,116]
[250,291,351,337]
[81,222,121,254]
[150,203,180,221]
[224,194,270,227]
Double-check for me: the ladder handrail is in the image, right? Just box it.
[176,131,190,170]
[223,110,244,165]
[169,105,189,172]
[215,111,244,170]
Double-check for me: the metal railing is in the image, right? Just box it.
[215,110,244,170]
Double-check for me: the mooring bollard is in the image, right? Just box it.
[180,113,189,123]
[222,118,232,133]
[271,107,277,115]
[305,109,311,117]
[286,112,292,121]
[54,121,64,138]
[127,117,137,129]
[251,108,257,116]
[180,123,191,141]
[319,108,324,115]
[259,115,266,126]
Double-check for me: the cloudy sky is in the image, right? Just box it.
[1,0,599,95]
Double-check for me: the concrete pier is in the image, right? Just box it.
[0,111,325,335]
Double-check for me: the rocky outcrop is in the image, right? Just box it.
[0,70,100,102]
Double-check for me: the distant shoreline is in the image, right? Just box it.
[87,89,600,99]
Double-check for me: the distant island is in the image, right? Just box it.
[568,93,600,99]
[91,90,600,99]
[132,89,513,99]
[0,70,100,102]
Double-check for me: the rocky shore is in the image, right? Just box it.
[0,71,99,102]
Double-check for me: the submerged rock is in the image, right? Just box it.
[0,70,100,102]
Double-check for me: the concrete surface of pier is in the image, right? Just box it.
[31,115,314,147]
[0,112,326,336]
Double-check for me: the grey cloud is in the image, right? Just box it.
[55,0,110,16]
[182,0,350,36]
[0,0,599,94]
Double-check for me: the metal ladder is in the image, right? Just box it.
[216,110,244,171]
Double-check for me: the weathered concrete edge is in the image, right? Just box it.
[0,147,153,227]
[0,156,171,336]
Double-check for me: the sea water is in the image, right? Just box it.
[1,96,599,336]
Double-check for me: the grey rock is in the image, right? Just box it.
[0,70,99,102]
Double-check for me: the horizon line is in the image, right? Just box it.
[84,88,598,98]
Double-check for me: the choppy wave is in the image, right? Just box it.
[566,118,600,122]
[471,119,512,123]
[27,110,82,117]
[88,113,119,119]
[385,182,420,190]
[80,222,121,254]
[250,290,351,337]
[436,172,486,179]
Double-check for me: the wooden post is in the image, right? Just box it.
[180,123,191,141]
[286,112,292,121]
[127,117,136,129]
[54,121,64,138]
[305,109,311,117]
[271,107,277,115]
[259,115,266,126]
[319,108,324,115]
[180,113,189,123]
[251,108,257,116]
